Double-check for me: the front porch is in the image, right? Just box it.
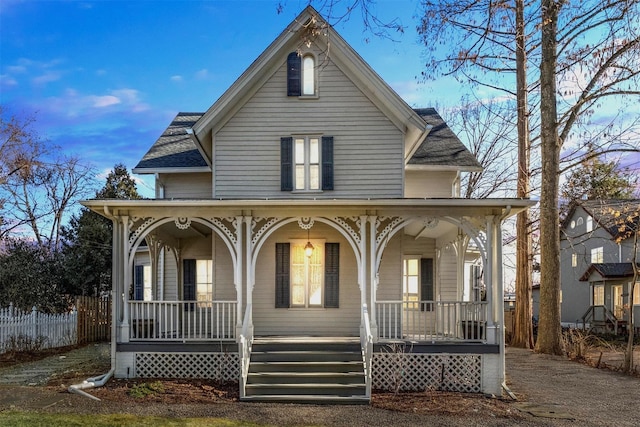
[83,198,531,400]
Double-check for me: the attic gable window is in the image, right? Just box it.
[287,52,316,96]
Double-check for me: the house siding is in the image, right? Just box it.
[213,48,404,199]
[252,222,361,336]
[405,170,457,198]
[560,206,634,323]
[159,173,212,199]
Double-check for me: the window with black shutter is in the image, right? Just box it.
[183,259,196,311]
[324,243,339,308]
[275,243,291,308]
[281,135,333,192]
[134,265,144,301]
[420,258,434,312]
[287,52,301,96]
[275,242,339,308]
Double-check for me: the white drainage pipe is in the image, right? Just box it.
[68,369,115,401]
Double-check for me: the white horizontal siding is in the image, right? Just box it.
[405,170,457,198]
[160,173,212,199]
[252,222,360,336]
[214,47,404,199]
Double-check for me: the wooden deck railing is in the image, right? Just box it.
[375,300,488,342]
[128,300,237,341]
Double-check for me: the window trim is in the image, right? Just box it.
[294,136,321,191]
[590,246,603,263]
[300,52,318,99]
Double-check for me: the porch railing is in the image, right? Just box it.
[375,300,488,342]
[581,304,620,332]
[128,300,237,341]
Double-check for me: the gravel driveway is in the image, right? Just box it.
[1,344,639,426]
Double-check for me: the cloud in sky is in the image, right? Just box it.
[32,71,62,85]
[195,69,209,80]
[171,75,183,82]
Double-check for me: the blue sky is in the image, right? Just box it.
[1,0,468,197]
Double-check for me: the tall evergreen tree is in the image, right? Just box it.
[561,156,637,210]
[60,164,140,296]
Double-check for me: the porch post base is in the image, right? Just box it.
[119,323,130,343]
[485,324,499,345]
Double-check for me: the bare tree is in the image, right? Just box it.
[0,108,96,250]
[443,96,518,199]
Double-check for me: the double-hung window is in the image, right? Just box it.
[133,265,152,301]
[295,137,320,190]
[403,257,434,311]
[591,247,603,263]
[281,136,333,191]
[183,259,213,310]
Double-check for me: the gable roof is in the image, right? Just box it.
[579,262,638,281]
[133,113,210,174]
[409,108,482,170]
[191,6,429,152]
[563,199,640,239]
[133,7,482,175]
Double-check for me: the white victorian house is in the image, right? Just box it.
[83,7,532,403]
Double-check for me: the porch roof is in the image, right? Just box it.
[82,198,534,219]
[579,262,639,281]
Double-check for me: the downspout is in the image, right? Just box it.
[68,290,117,400]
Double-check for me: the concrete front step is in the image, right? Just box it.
[244,338,369,404]
[250,350,362,363]
[245,383,366,397]
[248,371,365,385]
[249,360,364,373]
[240,394,370,405]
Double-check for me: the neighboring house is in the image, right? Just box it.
[82,7,532,403]
[560,199,640,333]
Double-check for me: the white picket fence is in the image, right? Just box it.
[0,303,77,354]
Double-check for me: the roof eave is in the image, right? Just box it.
[132,166,212,175]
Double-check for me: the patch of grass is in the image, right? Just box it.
[0,412,269,427]
[128,381,165,398]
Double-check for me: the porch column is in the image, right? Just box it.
[359,215,368,333]
[244,216,254,336]
[485,215,497,344]
[120,215,131,343]
[368,215,378,340]
[235,215,244,340]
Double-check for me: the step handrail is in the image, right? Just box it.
[361,304,373,398]
[239,303,253,399]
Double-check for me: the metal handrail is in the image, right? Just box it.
[361,304,373,398]
[239,304,253,399]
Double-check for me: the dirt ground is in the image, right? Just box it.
[1,343,639,426]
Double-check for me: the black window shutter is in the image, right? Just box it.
[321,136,334,191]
[287,52,301,96]
[324,243,340,308]
[420,258,434,312]
[275,243,290,308]
[134,265,144,301]
[183,259,196,311]
[281,137,293,191]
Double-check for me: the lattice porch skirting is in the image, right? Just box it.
[372,353,482,393]
[135,352,239,381]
